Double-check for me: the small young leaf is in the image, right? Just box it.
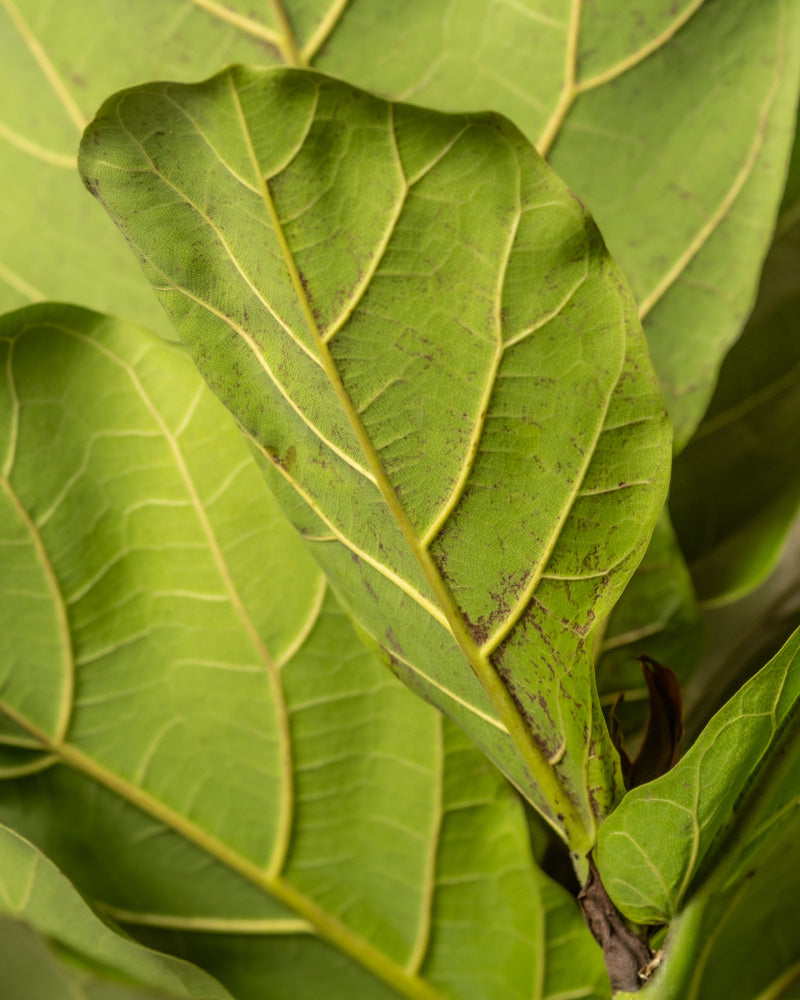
[79,67,671,849]
[596,625,800,925]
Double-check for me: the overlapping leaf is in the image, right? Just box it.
[671,115,800,603]
[632,814,800,1000]
[3,1,798,444]
[79,67,671,849]
[0,303,606,999]
[596,624,800,926]
[597,513,701,731]
[0,824,233,1000]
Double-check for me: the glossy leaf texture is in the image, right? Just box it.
[0,824,233,1000]
[670,113,800,604]
[79,67,671,850]
[596,624,800,926]
[0,303,607,1000]
[4,1,799,445]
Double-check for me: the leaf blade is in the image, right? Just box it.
[79,67,672,847]
[0,302,603,999]
[596,624,800,925]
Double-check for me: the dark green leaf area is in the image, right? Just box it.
[79,67,670,842]
[671,127,800,603]
[597,626,800,925]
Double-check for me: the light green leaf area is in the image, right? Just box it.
[670,115,800,604]
[0,824,233,1000]
[4,1,798,445]
[596,512,701,716]
[0,302,604,999]
[78,67,671,849]
[596,625,800,925]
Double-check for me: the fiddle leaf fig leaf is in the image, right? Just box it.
[0,302,605,1000]
[78,67,671,850]
[0,825,233,1000]
[3,0,797,442]
[596,625,800,926]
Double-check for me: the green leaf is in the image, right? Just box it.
[670,114,800,603]
[78,66,671,850]
[0,302,605,999]
[596,512,702,724]
[0,825,233,1000]
[4,2,797,443]
[0,0,306,335]
[318,0,800,446]
[633,808,800,999]
[596,624,800,926]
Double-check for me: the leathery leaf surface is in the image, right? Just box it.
[0,303,607,1000]
[79,68,672,850]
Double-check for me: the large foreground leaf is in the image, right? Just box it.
[0,825,232,1000]
[79,67,671,850]
[3,1,798,444]
[596,624,800,926]
[0,303,607,999]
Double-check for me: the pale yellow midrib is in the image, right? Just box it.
[229,78,593,852]
[1,0,85,132]
[536,0,581,158]
[0,701,446,1000]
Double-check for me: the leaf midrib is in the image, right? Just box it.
[0,704,446,1000]
[227,73,600,851]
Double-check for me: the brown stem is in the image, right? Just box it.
[578,857,654,993]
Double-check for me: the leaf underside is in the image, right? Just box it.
[79,66,671,849]
[0,303,607,1000]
